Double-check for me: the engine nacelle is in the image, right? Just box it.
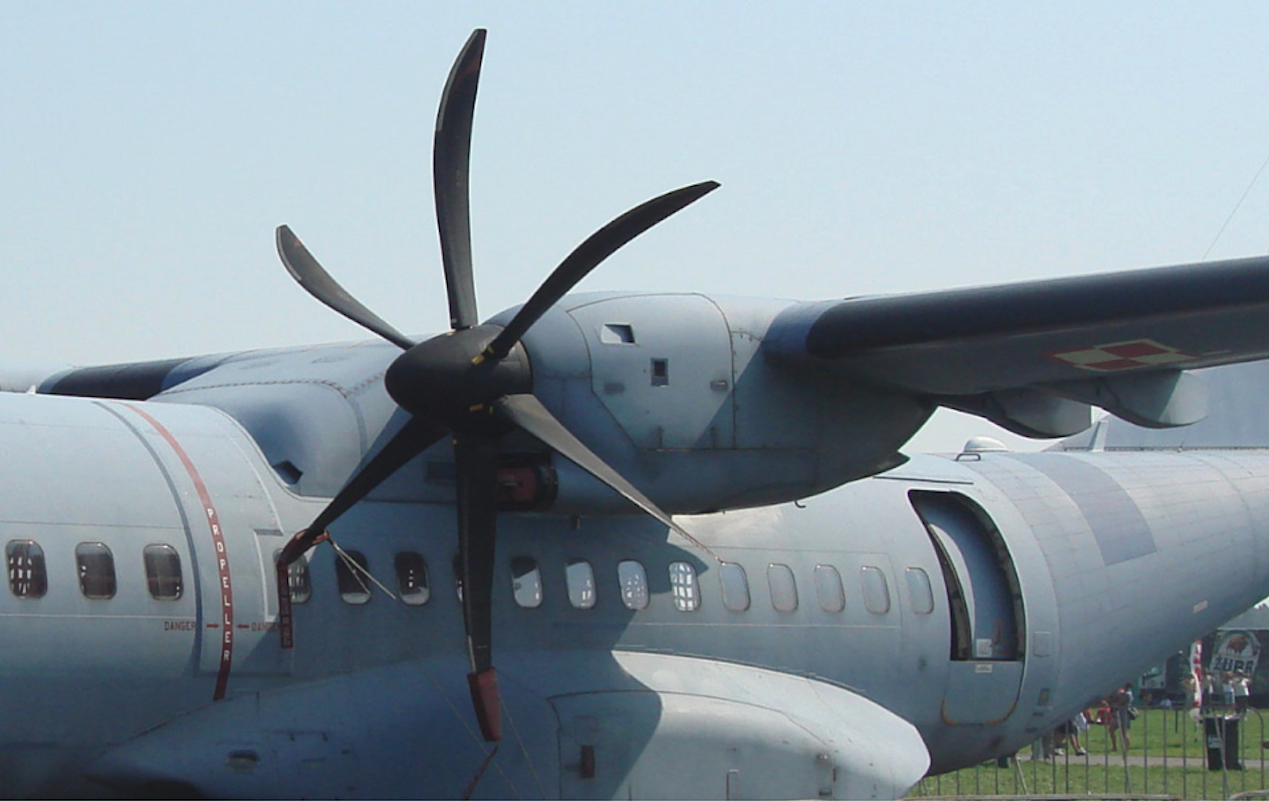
[508,292,931,515]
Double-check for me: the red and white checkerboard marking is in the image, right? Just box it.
[1050,339,1195,372]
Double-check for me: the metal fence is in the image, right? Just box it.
[911,707,1269,800]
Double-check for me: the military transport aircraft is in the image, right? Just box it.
[5,27,1269,799]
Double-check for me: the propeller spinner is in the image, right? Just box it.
[274,29,718,742]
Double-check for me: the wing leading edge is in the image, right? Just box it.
[766,254,1269,437]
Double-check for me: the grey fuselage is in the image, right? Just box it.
[1,386,1267,798]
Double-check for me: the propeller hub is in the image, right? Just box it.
[385,324,532,434]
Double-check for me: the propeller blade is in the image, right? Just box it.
[482,180,721,362]
[295,416,447,556]
[453,432,502,741]
[434,28,486,332]
[492,393,689,539]
[275,416,445,651]
[276,226,416,351]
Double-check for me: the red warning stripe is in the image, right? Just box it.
[125,404,234,701]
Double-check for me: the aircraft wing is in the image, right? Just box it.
[15,253,1269,446]
[767,254,1269,436]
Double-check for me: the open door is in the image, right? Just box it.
[912,491,1025,724]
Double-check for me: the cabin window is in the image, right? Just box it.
[618,560,649,610]
[767,563,798,612]
[274,549,311,604]
[395,552,430,606]
[861,566,891,614]
[814,564,846,613]
[335,550,371,605]
[719,562,750,612]
[143,544,182,600]
[906,567,934,615]
[669,561,700,612]
[566,559,596,609]
[511,556,544,608]
[6,540,47,599]
[75,542,116,600]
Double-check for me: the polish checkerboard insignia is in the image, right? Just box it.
[1050,339,1195,372]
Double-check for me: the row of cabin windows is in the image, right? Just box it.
[7,537,937,618]
[295,550,936,617]
[6,540,182,601]
[508,558,935,615]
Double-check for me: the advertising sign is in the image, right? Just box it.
[1210,630,1261,675]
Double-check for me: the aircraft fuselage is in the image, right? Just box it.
[2,390,1268,797]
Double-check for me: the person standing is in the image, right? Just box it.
[1070,709,1090,756]
[1108,684,1134,752]
[1235,672,1251,714]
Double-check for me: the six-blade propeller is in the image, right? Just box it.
[274,28,718,741]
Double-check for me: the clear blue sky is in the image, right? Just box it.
[2,2,1266,452]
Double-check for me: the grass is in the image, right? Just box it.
[915,762,1259,800]
[911,708,1269,800]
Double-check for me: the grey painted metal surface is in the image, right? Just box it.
[6,385,1269,795]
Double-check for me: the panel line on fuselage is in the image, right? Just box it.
[94,401,207,662]
[117,402,235,700]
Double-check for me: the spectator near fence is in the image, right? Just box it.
[1108,684,1134,752]
[1060,711,1089,756]
[1236,672,1252,713]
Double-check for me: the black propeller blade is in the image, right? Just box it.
[492,394,691,539]
[274,28,718,744]
[277,417,447,567]
[481,180,720,363]
[435,28,485,332]
[453,433,501,741]
[276,225,416,351]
